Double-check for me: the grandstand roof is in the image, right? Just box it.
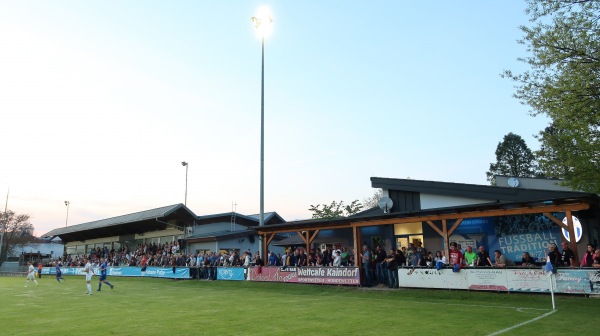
[41,204,197,243]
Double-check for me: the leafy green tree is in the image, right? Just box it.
[537,124,600,192]
[362,189,383,209]
[486,132,539,185]
[308,200,363,220]
[503,0,600,193]
[0,210,34,266]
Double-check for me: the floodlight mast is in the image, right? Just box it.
[251,10,272,259]
[64,201,70,227]
[0,188,8,262]
[181,162,188,206]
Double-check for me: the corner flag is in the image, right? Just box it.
[544,256,555,276]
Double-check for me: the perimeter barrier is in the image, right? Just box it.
[397,266,600,295]
[38,265,600,295]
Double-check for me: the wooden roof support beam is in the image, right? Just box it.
[255,201,591,236]
[309,229,320,244]
[425,220,444,237]
[543,212,569,231]
[427,218,461,255]
[265,232,276,247]
[296,231,308,245]
[258,224,352,234]
[544,211,580,266]
[447,218,463,236]
[348,202,591,229]
[307,229,320,256]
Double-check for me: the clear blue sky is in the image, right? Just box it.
[0,1,548,236]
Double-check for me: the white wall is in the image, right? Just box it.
[495,176,575,191]
[194,222,250,234]
[420,193,489,210]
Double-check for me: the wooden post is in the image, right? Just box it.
[354,226,362,267]
[354,225,362,286]
[565,211,580,266]
[544,211,580,266]
[262,234,268,262]
[305,230,311,257]
[426,220,444,237]
[307,230,319,257]
[442,220,449,259]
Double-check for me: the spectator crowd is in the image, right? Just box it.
[49,240,600,285]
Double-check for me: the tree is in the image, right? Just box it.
[308,200,363,220]
[503,0,600,193]
[0,210,34,266]
[362,189,383,209]
[486,132,539,185]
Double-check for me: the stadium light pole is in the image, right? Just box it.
[0,188,8,262]
[64,201,70,227]
[181,162,188,206]
[252,8,272,259]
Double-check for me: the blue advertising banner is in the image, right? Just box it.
[490,214,561,263]
[217,267,246,281]
[55,267,99,275]
[138,267,190,279]
[43,266,189,279]
[451,214,562,263]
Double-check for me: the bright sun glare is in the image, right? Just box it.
[252,6,273,38]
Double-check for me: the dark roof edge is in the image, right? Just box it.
[370,177,592,200]
[41,203,193,238]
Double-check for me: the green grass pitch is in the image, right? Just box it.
[1,275,598,335]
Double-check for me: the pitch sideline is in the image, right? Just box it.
[487,309,557,335]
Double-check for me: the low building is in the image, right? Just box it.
[256,176,599,265]
[186,211,286,256]
[42,203,286,259]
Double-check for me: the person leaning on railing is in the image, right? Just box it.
[267,251,279,266]
[493,250,514,268]
[476,246,492,267]
[593,249,600,268]
[580,244,596,267]
[434,251,446,267]
[463,246,477,266]
[332,250,342,267]
[521,252,535,267]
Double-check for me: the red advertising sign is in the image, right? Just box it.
[248,266,298,283]
[248,266,360,285]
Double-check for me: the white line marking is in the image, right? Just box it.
[345,295,551,311]
[398,300,550,311]
[487,309,557,336]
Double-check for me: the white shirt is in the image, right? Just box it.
[28,264,35,276]
[83,262,94,276]
[333,254,342,267]
[435,256,447,264]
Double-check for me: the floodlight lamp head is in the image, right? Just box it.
[64,201,69,206]
[181,161,187,166]
[251,8,273,37]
